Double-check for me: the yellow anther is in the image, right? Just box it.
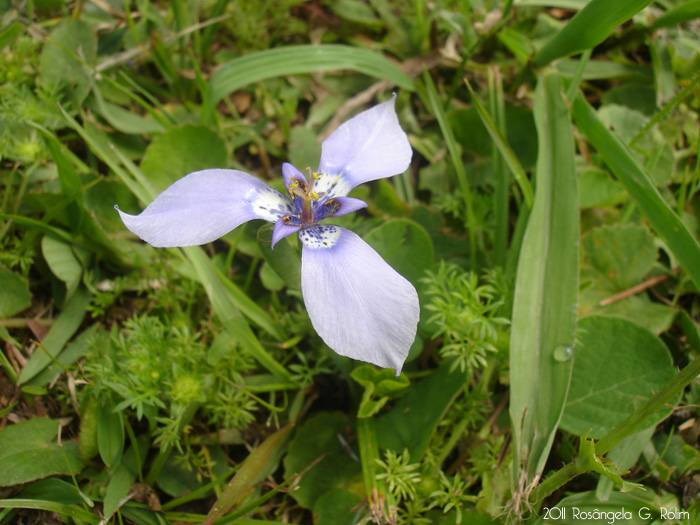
[311,171,320,181]
[288,180,299,191]
[308,192,320,201]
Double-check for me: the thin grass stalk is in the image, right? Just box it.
[530,353,700,508]
[423,71,479,269]
[489,68,508,267]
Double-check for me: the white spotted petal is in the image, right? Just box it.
[116,169,292,247]
[300,226,419,374]
[316,94,412,198]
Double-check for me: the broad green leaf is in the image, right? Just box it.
[31,323,99,388]
[583,224,656,290]
[283,412,362,509]
[534,0,654,66]
[20,478,89,506]
[0,418,84,487]
[376,364,465,460]
[140,124,228,192]
[578,169,625,209]
[39,128,85,232]
[597,105,648,144]
[103,437,147,519]
[97,403,124,470]
[259,261,285,291]
[313,489,363,525]
[561,316,677,438]
[41,236,83,301]
[19,287,91,384]
[79,397,99,462]
[39,20,96,105]
[330,0,383,28]
[0,268,31,318]
[579,224,676,333]
[0,22,22,51]
[572,96,700,293]
[363,219,434,285]
[257,224,301,290]
[206,45,414,120]
[602,84,657,115]
[509,72,578,488]
[579,289,676,335]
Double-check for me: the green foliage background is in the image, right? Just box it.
[1,1,699,524]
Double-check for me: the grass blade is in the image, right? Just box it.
[630,68,700,147]
[423,71,479,267]
[183,247,291,381]
[488,68,509,267]
[509,72,578,508]
[464,80,534,208]
[534,0,653,66]
[0,499,99,524]
[572,96,700,292]
[19,288,91,384]
[203,423,294,525]
[651,0,700,30]
[205,45,414,123]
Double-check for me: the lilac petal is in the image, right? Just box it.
[300,225,419,374]
[116,169,293,247]
[316,95,412,198]
[282,163,307,191]
[326,197,367,218]
[272,218,301,248]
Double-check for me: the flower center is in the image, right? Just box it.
[288,168,328,225]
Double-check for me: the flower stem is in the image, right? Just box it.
[596,353,700,455]
[530,353,700,508]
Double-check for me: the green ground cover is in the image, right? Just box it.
[1,0,699,523]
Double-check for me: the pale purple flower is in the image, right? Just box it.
[116,96,419,374]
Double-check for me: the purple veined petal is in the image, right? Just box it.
[315,94,412,199]
[116,169,293,247]
[300,225,419,374]
[325,197,367,218]
[282,162,307,191]
[272,218,302,248]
